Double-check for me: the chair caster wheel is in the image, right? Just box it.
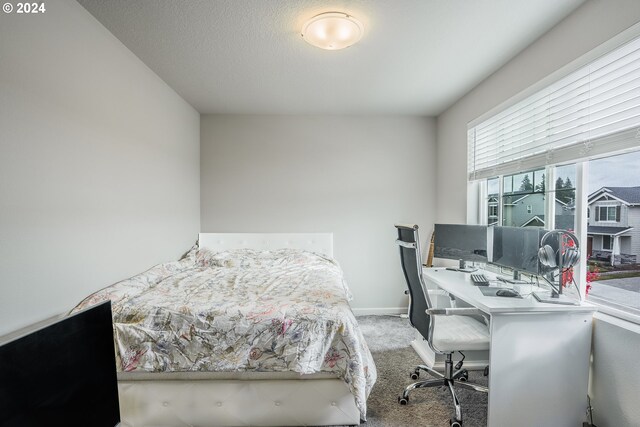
[398,396,409,405]
[459,372,468,382]
[450,419,462,427]
[410,371,420,380]
[484,365,489,376]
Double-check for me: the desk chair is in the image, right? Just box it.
[395,224,489,427]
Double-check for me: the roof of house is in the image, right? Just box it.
[588,186,640,205]
[521,215,545,227]
[503,193,570,206]
[587,225,633,236]
[519,214,575,230]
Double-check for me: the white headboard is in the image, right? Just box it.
[198,233,334,257]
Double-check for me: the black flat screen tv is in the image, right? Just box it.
[0,301,120,427]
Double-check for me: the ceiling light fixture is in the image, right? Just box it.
[301,12,363,50]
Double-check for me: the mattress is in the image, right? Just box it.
[73,247,376,419]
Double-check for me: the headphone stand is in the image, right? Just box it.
[534,229,581,305]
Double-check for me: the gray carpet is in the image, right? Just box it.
[355,315,488,427]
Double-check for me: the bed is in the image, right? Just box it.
[72,233,376,427]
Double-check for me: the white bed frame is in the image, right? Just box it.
[118,233,362,427]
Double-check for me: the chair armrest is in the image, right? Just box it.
[426,307,484,317]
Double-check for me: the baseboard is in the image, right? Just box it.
[352,307,407,316]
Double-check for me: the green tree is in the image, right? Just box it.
[556,176,575,204]
[564,177,574,190]
[519,174,533,192]
[535,173,546,193]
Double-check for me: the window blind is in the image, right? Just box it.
[468,36,640,180]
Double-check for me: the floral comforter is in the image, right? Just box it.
[72,248,376,419]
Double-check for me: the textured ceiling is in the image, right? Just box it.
[78,0,585,115]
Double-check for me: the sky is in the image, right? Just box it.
[588,150,640,193]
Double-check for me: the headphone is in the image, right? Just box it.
[538,229,580,271]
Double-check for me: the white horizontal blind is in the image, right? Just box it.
[468,36,640,180]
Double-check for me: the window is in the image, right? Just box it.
[552,164,576,232]
[488,204,498,219]
[468,34,640,322]
[501,169,545,227]
[488,166,571,229]
[487,177,499,225]
[478,152,640,321]
[597,206,619,222]
[586,150,640,319]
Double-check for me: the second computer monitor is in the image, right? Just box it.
[489,226,542,275]
[433,224,488,264]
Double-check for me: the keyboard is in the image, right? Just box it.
[470,274,490,286]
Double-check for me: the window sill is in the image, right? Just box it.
[589,300,640,328]
[593,309,640,332]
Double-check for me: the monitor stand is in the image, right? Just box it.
[532,291,578,305]
[455,259,477,273]
[498,270,528,284]
[498,277,529,284]
[445,266,478,273]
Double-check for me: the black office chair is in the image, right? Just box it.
[395,224,489,427]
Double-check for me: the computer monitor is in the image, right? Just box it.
[0,301,120,427]
[488,226,543,278]
[433,224,489,268]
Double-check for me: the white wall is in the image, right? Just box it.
[435,1,640,425]
[589,315,640,426]
[201,115,436,313]
[0,0,200,336]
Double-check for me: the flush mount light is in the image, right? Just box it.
[301,12,363,50]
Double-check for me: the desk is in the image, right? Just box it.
[422,267,596,427]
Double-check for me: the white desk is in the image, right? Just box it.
[422,267,596,427]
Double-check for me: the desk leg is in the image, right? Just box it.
[487,312,592,427]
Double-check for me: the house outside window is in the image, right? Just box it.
[501,169,545,228]
[585,152,640,319]
[587,180,636,266]
[488,203,498,221]
[487,177,499,226]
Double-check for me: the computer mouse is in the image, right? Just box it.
[496,288,519,298]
